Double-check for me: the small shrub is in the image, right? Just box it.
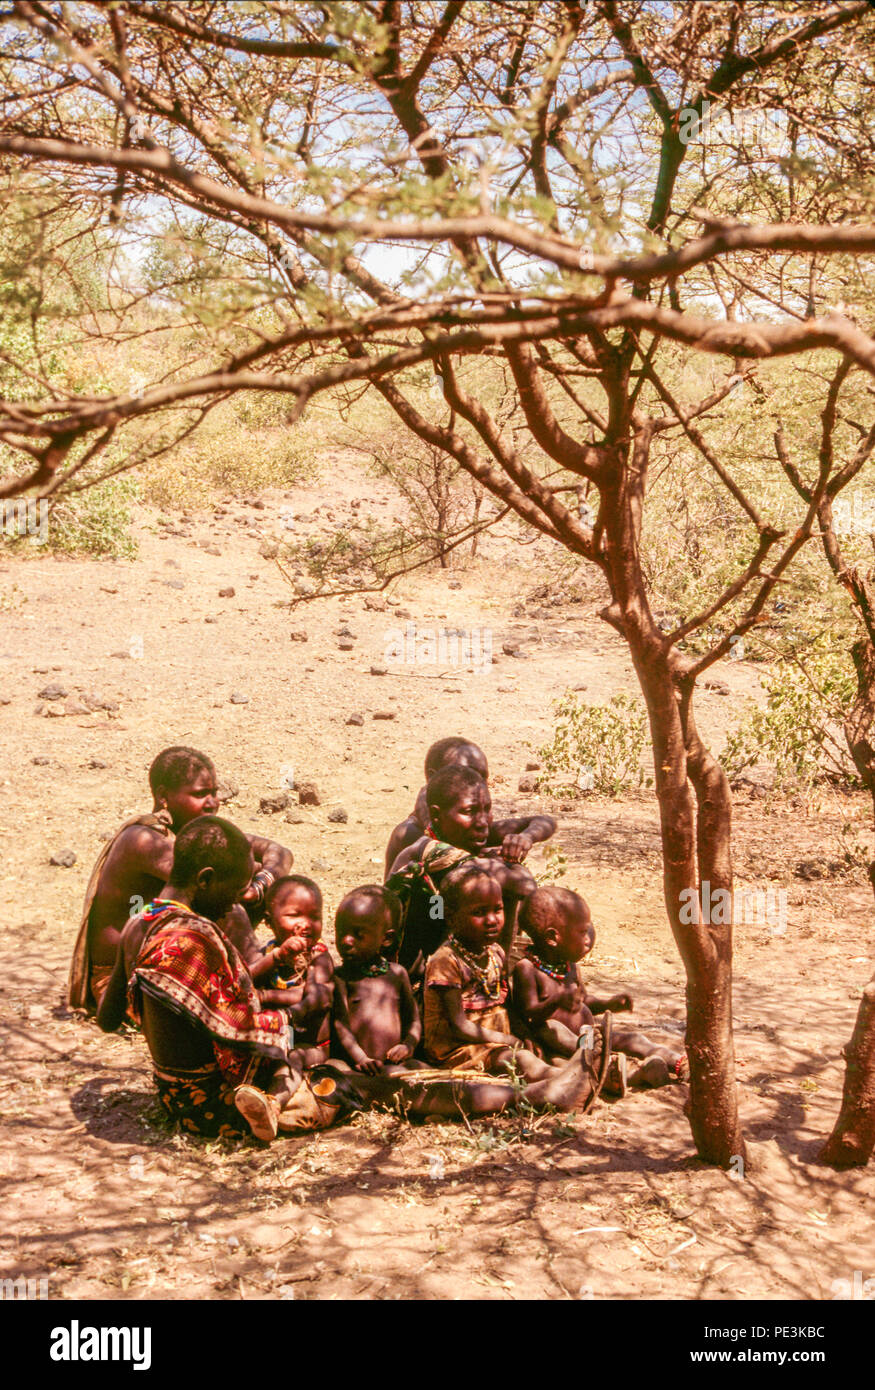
[539,692,650,798]
[720,650,857,788]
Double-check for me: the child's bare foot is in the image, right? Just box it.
[234,1084,280,1141]
[628,1055,671,1088]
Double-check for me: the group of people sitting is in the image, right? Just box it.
[68,739,687,1142]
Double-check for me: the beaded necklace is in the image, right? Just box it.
[343,955,390,979]
[448,935,504,1002]
[525,946,577,984]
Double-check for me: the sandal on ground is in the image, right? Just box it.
[234,1084,280,1142]
[602,1051,628,1098]
[581,1010,614,1114]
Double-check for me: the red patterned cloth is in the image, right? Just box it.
[128,906,290,1063]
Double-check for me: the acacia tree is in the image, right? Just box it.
[3,0,875,1165]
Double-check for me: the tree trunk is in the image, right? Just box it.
[680,688,746,1167]
[600,446,744,1166]
[630,644,745,1166]
[822,636,875,1166]
[820,976,875,1168]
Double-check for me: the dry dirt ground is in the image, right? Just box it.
[1,457,873,1302]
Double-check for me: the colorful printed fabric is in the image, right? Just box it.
[128,906,290,1062]
[386,838,476,975]
[152,1060,260,1139]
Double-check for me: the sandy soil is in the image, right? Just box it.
[1,456,873,1301]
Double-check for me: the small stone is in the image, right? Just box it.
[260,792,291,814]
[572,684,588,692]
[217,779,238,803]
[373,710,396,720]
[395,609,413,620]
[298,781,321,807]
[64,697,91,716]
[81,691,119,712]
[370,665,388,676]
[165,558,180,568]
[205,616,217,624]
[293,577,316,597]
[229,692,249,705]
[496,685,516,694]
[32,756,50,766]
[251,499,265,510]
[0,696,11,705]
[346,713,364,726]
[50,850,76,868]
[518,774,539,792]
[336,626,355,638]
[259,541,279,559]
[165,578,185,590]
[205,545,222,557]
[338,639,355,651]
[89,758,108,770]
[110,650,131,660]
[289,631,308,642]
[525,760,541,772]
[364,595,387,611]
[703,679,730,695]
[219,586,235,598]
[311,858,332,872]
[502,642,520,657]
[448,580,462,590]
[327,807,348,824]
[38,682,67,701]
[45,704,66,718]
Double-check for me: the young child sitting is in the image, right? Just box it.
[249,875,334,1068]
[331,886,424,1074]
[383,736,556,877]
[387,765,537,984]
[512,887,688,1087]
[423,863,623,1102]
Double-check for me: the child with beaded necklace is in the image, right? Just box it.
[424,863,622,1098]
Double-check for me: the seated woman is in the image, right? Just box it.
[386,765,537,990]
[123,815,315,1142]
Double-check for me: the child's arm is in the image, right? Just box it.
[385,965,421,1063]
[489,814,557,861]
[332,977,384,1074]
[249,943,287,984]
[297,953,334,1022]
[587,990,633,1014]
[436,986,517,1048]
